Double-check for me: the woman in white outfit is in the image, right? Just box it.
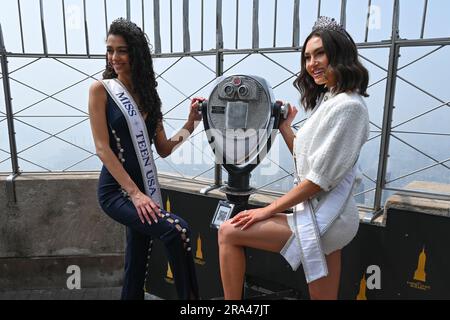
[218,16,370,300]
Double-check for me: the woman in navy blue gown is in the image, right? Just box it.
[88,18,202,300]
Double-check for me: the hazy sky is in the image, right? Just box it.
[1,0,449,207]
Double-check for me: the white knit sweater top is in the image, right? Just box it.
[294,91,370,192]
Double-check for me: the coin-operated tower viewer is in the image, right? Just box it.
[199,75,288,229]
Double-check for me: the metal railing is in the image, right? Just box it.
[1,0,449,217]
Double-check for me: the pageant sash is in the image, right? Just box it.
[101,79,162,207]
[292,165,357,283]
[289,137,358,283]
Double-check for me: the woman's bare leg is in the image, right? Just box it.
[218,213,292,300]
[218,235,246,299]
[308,249,341,300]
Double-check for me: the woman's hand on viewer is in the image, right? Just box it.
[188,97,205,123]
[279,102,298,129]
[230,207,273,231]
[129,190,160,225]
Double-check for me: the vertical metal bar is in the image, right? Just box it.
[273,0,277,47]
[317,0,321,19]
[142,0,145,33]
[153,0,161,54]
[215,0,223,186]
[340,0,347,29]
[0,24,20,176]
[420,0,428,39]
[365,0,372,42]
[62,0,68,54]
[126,0,131,21]
[83,0,90,57]
[39,0,48,55]
[292,0,300,47]
[216,48,223,80]
[170,0,173,53]
[17,0,25,53]
[235,0,239,49]
[104,0,109,37]
[1,22,19,203]
[216,0,223,51]
[252,0,259,49]
[183,0,190,53]
[201,0,204,51]
[374,0,400,211]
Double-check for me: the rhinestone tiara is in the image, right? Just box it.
[111,17,143,34]
[312,16,346,35]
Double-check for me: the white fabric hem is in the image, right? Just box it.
[280,214,302,271]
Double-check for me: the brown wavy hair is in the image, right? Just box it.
[294,29,369,111]
[103,18,162,132]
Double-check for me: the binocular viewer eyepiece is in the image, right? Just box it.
[200,75,290,227]
[201,74,288,168]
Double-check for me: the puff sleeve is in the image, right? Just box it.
[304,100,369,191]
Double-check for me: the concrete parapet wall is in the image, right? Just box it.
[383,181,450,220]
[0,174,124,257]
[0,174,125,290]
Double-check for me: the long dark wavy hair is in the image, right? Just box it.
[294,29,369,111]
[103,18,162,132]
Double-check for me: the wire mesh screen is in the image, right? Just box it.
[1,0,449,211]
